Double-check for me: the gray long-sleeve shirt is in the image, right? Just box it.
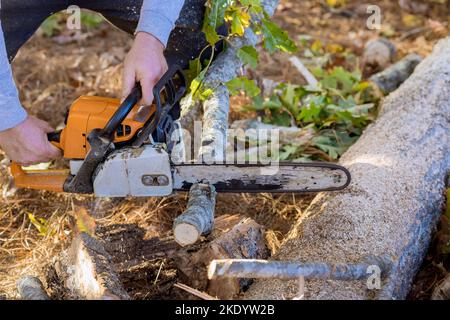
[0,0,184,131]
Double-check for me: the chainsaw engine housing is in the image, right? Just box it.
[93,144,173,197]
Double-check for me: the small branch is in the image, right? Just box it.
[208,256,392,281]
[173,183,217,246]
[174,283,219,300]
[288,56,319,88]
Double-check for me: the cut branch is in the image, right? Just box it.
[173,183,217,246]
[288,56,319,87]
[208,256,392,280]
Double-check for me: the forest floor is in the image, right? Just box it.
[0,0,449,299]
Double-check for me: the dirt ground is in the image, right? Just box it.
[0,0,449,299]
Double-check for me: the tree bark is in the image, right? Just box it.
[245,37,450,300]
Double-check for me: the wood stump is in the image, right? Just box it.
[44,215,269,300]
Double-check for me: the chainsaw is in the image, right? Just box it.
[11,66,351,197]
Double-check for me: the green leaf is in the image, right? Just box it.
[202,0,229,46]
[312,132,357,159]
[28,213,49,236]
[270,110,292,127]
[311,136,341,159]
[40,15,62,37]
[185,58,202,85]
[243,95,265,111]
[237,46,259,68]
[189,67,208,97]
[279,145,299,160]
[80,12,103,29]
[260,18,298,53]
[226,77,261,97]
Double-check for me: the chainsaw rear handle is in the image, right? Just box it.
[10,131,67,192]
[10,163,68,192]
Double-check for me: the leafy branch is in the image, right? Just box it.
[188,0,297,99]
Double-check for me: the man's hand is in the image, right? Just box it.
[122,32,168,106]
[0,116,61,166]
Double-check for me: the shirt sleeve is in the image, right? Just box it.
[0,22,27,131]
[136,0,185,46]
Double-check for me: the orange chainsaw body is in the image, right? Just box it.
[10,66,186,194]
[57,96,154,159]
[11,95,154,192]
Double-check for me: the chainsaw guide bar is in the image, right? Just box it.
[172,162,350,193]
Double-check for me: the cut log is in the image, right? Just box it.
[173,184,217,246]
[362,38,397,77]
[178,217,270,299]
[50,232,130,300]
[46,215,268,300]
[245,37,450,300]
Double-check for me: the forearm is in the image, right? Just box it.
[0,21,27,131]
[136,0,185,46]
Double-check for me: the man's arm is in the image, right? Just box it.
[0,22,27,131]
[0,18,60,165]
[136,0,185,47]
[121,0,185,105]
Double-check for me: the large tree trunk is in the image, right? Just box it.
[245,37,450,300]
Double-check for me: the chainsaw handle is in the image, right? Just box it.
[153,65,186,118]
[10,131,67,192]
[101,85,142,140]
